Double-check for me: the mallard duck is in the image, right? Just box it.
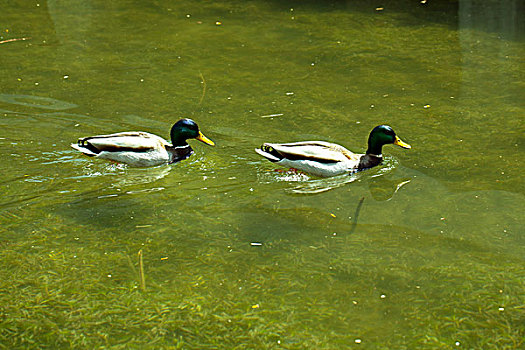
[71,118,214,167]
[255,125,410,177]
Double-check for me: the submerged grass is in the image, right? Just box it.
[0,216,522,349]
[138,249,146,292]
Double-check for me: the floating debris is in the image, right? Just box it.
[395,180,411,193]
[260,113,283,118]
[0,37,31,44]
[97,194,118,199]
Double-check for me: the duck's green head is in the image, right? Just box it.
[170,118,215,147]
[366,125,411,155]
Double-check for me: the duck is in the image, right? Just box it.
[255,125,410,177]
[71,118,214,167]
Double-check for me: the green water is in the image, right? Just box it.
[1,0,523,348]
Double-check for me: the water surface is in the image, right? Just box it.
[1,0,523,348]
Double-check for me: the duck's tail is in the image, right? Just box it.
[255,144,283,162]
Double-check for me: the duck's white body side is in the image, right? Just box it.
[255,141,363,177]
[71,131,181,167]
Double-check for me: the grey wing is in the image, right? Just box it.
[79,132,167,153]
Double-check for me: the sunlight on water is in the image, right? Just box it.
[255,156,404,195]
[289,157,401,194]
[0,93,78,110]
[67,162,172,186]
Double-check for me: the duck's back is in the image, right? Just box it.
[81,132,168,152]
[266,141,360,163]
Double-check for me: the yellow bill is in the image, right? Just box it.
[394,136,411,149]
[196,131,215,146]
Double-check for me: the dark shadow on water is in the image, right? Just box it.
[265,0,524,40]
[348,196,364,234]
